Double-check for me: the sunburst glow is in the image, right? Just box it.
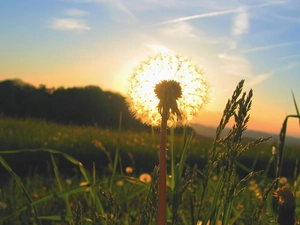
[126,52,209,127]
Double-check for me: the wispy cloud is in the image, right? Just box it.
[243,41,300,53]
[232,7,249,36]
[113,0,135,18]
[144,43,171,53]
[278,54,300,60]
[70,0,135,18]
[65,9,89,17]
[275,15,300,24]
[246,73,272,86]
[218,53,272,86]
[51,18,90,31]
[158,22,197,38]
[248,1,286,9]
[280,62,300,71]
[218,53,252,77]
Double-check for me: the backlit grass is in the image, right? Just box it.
[0,81,299,224]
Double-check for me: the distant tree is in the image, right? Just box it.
[0,79,147,130]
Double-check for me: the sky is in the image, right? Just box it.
[0,0,300,138]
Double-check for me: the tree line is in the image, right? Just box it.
[0,79,146,130]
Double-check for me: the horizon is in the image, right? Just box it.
[0,1,300,138]
[1,77,299,139]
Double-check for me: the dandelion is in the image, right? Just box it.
[33,193,39,199]
[236,204,244,210]
[272,146,276,155]
[273,186,296,225]
[126,52,208,127]
[127,52,208,225]
[212,175,218,181]
[79,181,90,192]
[65,178,72,185]
[116,180,123,186]
[125,167,133,174]
[0,202,7,210]
[139,173,152,183]
[279,177,288,185]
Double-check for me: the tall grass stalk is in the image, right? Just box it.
[197,80,271,224]
[276,90,300,180]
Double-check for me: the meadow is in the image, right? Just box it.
[0,81,299,224]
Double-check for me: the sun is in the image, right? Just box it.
[126,52,209,127]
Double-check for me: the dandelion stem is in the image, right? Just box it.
[158,111,168,225]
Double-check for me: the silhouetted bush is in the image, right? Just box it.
[0,79,146,130]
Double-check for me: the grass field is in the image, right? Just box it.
[0,79,300,225]
[0,115,299,224]
[0,116,298,177]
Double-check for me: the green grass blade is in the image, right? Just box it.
[293,171,300,193]
[0,148,105,215]
[0,155,42,225]
[222,198,234,225]
[51,154,73,223]
[110,111,122,191]
[4,182,97,221]
[38,215,93,223]
[177,130,194,184]
[170,127,175,191]
[228,208,244,225]
[277,116,288,179]
[202,174,224,224]
[291,90,300,125]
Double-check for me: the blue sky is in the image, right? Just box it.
[1,0,300,136]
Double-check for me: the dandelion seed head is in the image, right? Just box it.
[126,52,209,127]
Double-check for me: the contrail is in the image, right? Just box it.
[155,9,238,26]
[243,41,300,53]
[153,0,286,26]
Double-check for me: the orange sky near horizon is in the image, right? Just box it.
[1,1,300,139]
[193,109,300,138]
